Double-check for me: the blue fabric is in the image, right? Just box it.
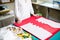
[50,31,60,40]
[32,36,39,40]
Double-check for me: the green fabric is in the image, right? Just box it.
[50,31,60,40]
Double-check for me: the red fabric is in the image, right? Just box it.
[14,16,60,40]
[14,16,41,27]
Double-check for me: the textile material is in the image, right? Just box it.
[50,31,60,40]
[14,16,60,40]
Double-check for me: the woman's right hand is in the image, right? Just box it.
[15,17,20,23]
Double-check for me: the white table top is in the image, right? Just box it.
[32,2,60,10]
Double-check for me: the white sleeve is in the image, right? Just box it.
[30,0,34,14]
[15,0,20,18]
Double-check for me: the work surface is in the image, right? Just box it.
[14,16,60,40]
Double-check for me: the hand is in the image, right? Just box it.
[32,14,39,16]
[15,17,20,23]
